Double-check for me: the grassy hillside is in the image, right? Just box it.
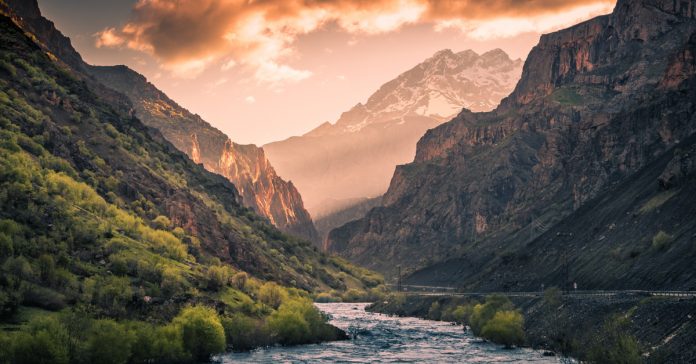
[0,11,381,363]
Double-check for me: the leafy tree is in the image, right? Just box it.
[481,310,525,348]
[470,294,514,335]
[173,305,226,361]
[221,313,270,351]
[13,316,69,364]
[83,319,135,364]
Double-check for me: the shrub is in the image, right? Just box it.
[83,319,135,364]
[470,294,515,335]
[258,282,288,309]
[428,301,442,320]
[12,316,69,364]
[651,230,673,251]
[221,313,270,351]
[173,305,226,361]
[230,272,248,291]
[480,310,525,348]
[451,304,474,324]
[586,316,641,364]
[207,265,233,291]
[152,215,171,230]
[342,288,367,302]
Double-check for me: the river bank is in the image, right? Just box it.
[367,293,696,363]
[220,303,561,362]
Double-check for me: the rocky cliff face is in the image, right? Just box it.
[327,0,696,287]
[89,65,319,243]
[264,49,522,226]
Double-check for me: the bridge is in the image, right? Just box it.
[386,284,696,298]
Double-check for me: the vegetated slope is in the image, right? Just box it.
[264,49,522,219]
[89,65,319,244]
[327,0,696,288]
[3,0,320,244]
[0,0,381,336]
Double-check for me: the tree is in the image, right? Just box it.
[83,319,135,364]
[173,305,226,361]
[469,294,514,335]
[480,310,525,348]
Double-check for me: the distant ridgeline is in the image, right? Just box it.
[327,0,696,291]
[0,0,384,362]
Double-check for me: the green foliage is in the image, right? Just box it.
[651,230,673,251]
[586,316,641,364]
[480,310,525,348]
[428,301,442,320]
[206,265,233,291]
[172,305,226,362]
[469,294,515,335]
[83,319,135,364]
[12,316,69,364]
[450,304,475,324]
[258,282,288,309]
[266,297,337,346]
[221,313,270,351]
[152,215,171,230]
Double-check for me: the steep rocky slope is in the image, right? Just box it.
[264,49,522,218]
[0,0,375,299]
[327,0,696,288]
[4,0,319,244]
[89,65,319,243]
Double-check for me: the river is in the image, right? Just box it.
[218,303,567,363]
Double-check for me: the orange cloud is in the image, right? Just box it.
[96,0,614,81]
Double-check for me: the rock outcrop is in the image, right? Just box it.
[326,0,696,289]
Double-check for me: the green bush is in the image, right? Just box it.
[221,313,270,351]
[586,316,641,364]
[258,282,288,309]
[480,310,525,348]
[266,297,336,346]
[173,305,226,361]
[450,304,474,324]
[12,316,69,364]
[651,230,673,251]
[469,294,515,335]
[82,319,135,364]
[428,301,442,320]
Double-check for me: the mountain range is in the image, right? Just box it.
[327,0,696,291]
[264,49,523,230]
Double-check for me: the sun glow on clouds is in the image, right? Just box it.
[95,0,614,84]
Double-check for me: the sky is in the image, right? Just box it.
[38,0,616,146]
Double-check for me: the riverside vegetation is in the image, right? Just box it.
[368,289,696,363]
[0,6,386,363]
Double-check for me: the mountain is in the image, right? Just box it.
[264,49,523,221]
[326,0,696,290]
[88,65,319,244]
[2,0,319,244]
[0,1,383,357]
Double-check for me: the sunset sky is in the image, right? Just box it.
[39,0,615,145]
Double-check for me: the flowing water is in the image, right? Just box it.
[219,303,566,363]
